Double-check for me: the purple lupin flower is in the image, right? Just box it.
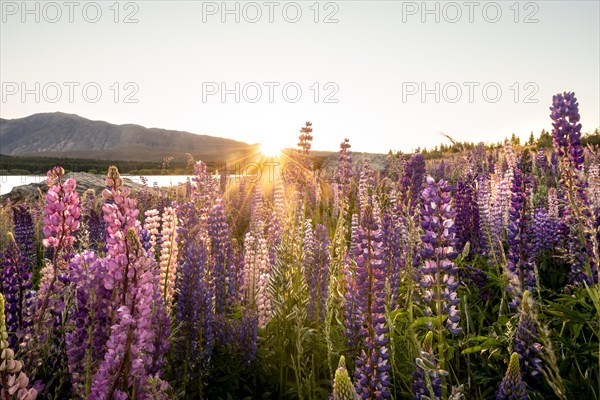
[357,159,375,221]
[455,178,480,254]
[303,223,329,321]
[533,208,554,257]
[459,264,492,301]
[250,184,265,233]
[175,199,214,379]
[350,213,360,257]
[0,232,33,348]
[352,203,391,399]
[550,92,598,285]
[267,181,285,266]
[400,154,426,212]
[496,353,527,400]
[477,177,494,257]
[208,197,234,315]
[12,205,37,272]
[506,157,535,308]
[437,160,446,180]
[491,177,510,245]
[343,255,362,362]
[337,138,353,197]
[66,251,112,398]
[514,291,542,382]
[296,121,314,170]
[235,309,258,365]
[535,151,548,174]
[382,203,402,308]
[419,176,462,335]
[550,92,583,170]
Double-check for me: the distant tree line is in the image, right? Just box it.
[418,128,600,159]
[0,155,209,175]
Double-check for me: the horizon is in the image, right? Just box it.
[4,110,598,155]
[1,1,599,154]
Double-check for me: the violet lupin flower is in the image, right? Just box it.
[0,232,33,348]
[400,154,426,212]
[235,309,258,364]
[343,255,362,362]
[267,181,285,266]
[382,205,402,308]
[352,203,391,399]
[550,92,584,170]
[174,200,214,387]
[477,178,495,257]
[550,92,598,285]
[459,264,492,301]
[337,138,353,196]
[208,197,234,315]
[491,177,510,245]
[420,176,462,335]
[357,159,375,221]
[455,177,480,254]
[12,205,37,271]
[496,353,528,400]
[514,291,542,382]
[535,151,548,174]
[66,251,113,398]
[506,157,535,308]
[304,223,329,321]
[533,208,553,256]
[296,121,314,170]
[250,185,265,233]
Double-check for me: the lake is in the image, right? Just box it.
[0,175,198,196]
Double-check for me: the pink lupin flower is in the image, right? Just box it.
[36,166,81,326]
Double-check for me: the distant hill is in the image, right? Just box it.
[0,112,259,163]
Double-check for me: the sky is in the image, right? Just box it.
[1,0,599,154]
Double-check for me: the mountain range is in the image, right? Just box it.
[0,112,259,163]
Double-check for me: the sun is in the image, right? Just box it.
[259,142,284,157]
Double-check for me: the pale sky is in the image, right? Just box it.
[1,0,599,153]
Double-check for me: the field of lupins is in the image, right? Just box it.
[0,92,599,400]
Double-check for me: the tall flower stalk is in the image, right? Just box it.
[419,176,461,398]
[550,92,598,285]
[506,156,535,308]
[159,205,178,308]
[36,167,81,326]
[352,203,390,399]
[1,232,34,348]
